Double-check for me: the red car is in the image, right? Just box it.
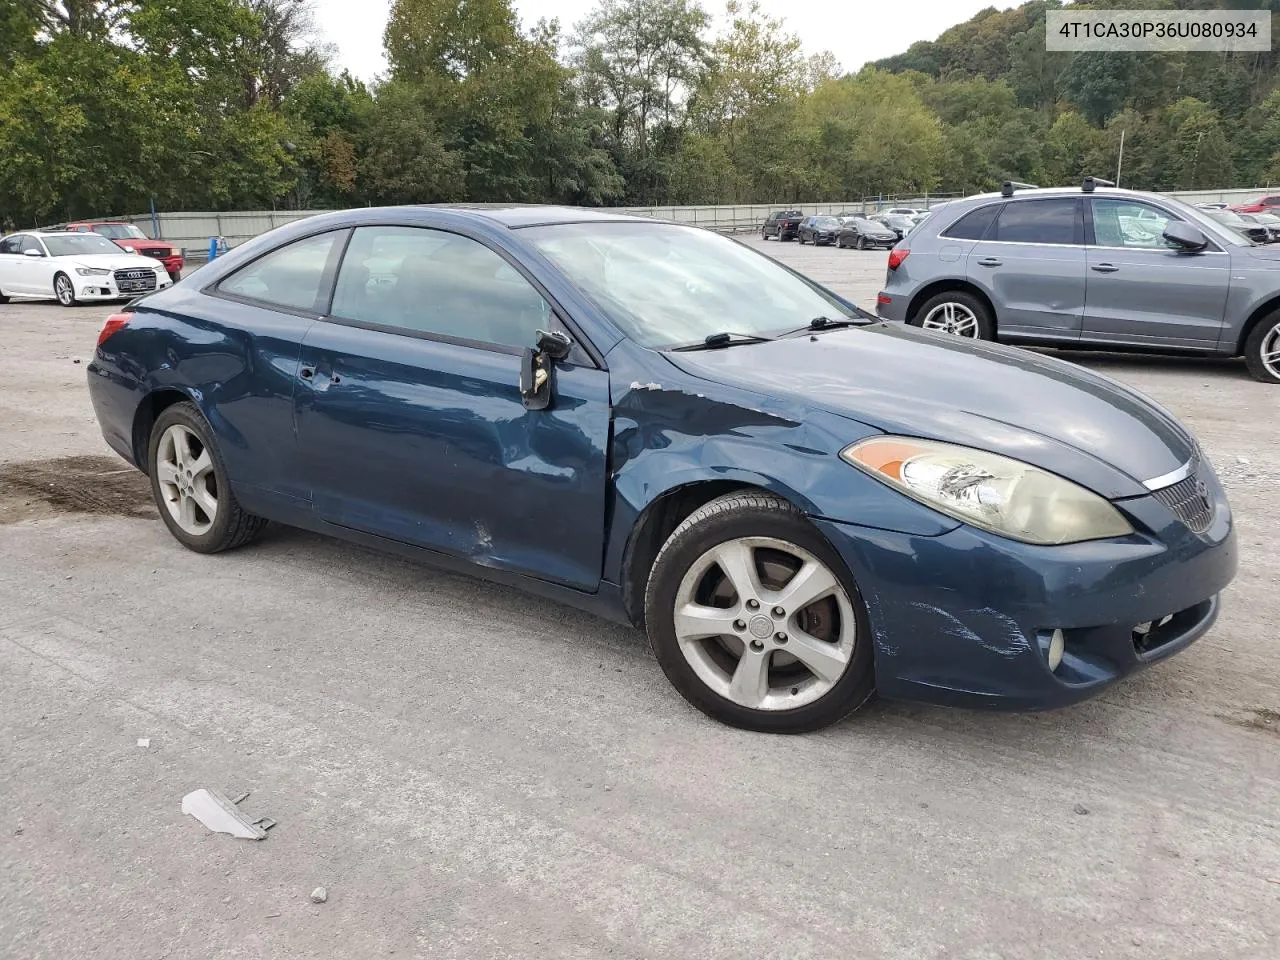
[64,221,184,280]
[1229,195,1280,214]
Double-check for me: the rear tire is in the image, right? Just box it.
[147,401,268,553]
[1244,311,1280,383]
[644,490,876,733]
[912,289,996,341]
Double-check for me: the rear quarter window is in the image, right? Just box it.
[940,204,1000,241]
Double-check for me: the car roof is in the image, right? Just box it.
[959,186,1169,204]
[412,204,650,229]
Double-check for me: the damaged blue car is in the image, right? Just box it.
[87,206,1238,732]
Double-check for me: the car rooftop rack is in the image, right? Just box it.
[1001,180,1039,197]
[1082,176,1115,193]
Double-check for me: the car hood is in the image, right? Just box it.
[64,254,163,270]
[664,324,1196,499]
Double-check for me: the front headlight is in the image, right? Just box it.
[75,267,111,277]
[841,436,1134,545]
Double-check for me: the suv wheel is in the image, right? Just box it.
[913,290,995,340]
[1244,311,1280,383]
[644,491,875,732]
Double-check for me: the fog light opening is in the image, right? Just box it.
[1047,628,1065,672]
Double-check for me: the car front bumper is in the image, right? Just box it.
[74,273,172,301]
[813,468,1237,711]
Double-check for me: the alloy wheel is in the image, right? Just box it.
[55,275,74,305]
[1262,324,1280,379]
[672,536,856,711]
[921,301,980,337]
[155,423,218,535]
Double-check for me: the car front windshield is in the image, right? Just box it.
[93,223,146,240]
[43,234,123,257]
[814,217,839,227]
[525,222,856,348]
[854,219,882,231]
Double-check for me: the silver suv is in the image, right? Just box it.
[875,180,1280,383]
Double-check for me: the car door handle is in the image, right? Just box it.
[976,257,1002,267]
[1091,263,1120,273]
[299,366,315,380]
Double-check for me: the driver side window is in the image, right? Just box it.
[0,236,22,255]
[19,237,45,256]
[1091,199,1178,250]
[328,226,551,351]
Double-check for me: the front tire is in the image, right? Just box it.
[147,401,267,553]
[644,490,875,733]
[855,236,866,250]
[54,272,78,307]
[913,290,996,340]
[1244,311,1280,383]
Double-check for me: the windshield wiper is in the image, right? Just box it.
[780,315,874,337]
[670,331,774,351]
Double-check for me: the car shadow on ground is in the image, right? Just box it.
[1040,348,1249,378]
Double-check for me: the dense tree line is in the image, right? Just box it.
[3,0,1280,226]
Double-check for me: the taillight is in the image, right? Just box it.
[887,249,910,270]
[98,313,130,347]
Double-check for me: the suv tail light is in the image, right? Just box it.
[887,249,910,270]
[97,313,130,347]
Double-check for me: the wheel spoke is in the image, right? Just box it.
[188,447,213,483]
[771,560,839,612]
[169,430,187,469]
[728,648,770,708]
[710,540,761,604]
[178,494,198,529]
[190,482,218,522]
[673,603,740,642]
[155,460,180,487]
[786,628,850,684]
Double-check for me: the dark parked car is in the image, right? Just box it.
[877,183,1280,383]
[1200,206,1270,244]
[871,213,916,239]
[797,215,842,245]
[836,217,898,249]
[762,210,803,241]
[87,205,1237,732]
[1238,212,1280,243]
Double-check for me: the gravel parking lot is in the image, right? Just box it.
[2,240,1277,960]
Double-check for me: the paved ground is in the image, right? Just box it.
[1,243,1277,960]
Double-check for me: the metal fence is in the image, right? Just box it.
[118,186,1275,262]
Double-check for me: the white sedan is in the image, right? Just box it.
[0,230,173,306]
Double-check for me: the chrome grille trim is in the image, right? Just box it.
[1152,471,1213,535]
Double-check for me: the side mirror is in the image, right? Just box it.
[1163,222,1208,252]
[520,329,574,411]
[23,248,43,257]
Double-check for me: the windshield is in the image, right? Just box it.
[814,217,839,227]
[43,234,123,257]
[525,222,856,348]
[92,223,146,240]
[853,218,883,231]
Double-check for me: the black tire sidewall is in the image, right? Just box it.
[914,290,996,340]
[147,402,241,552]
[1244,312,1280,383]
[645,499,876,733]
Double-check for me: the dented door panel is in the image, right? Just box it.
[295,322,610,590]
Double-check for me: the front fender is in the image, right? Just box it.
[600,359,960,585]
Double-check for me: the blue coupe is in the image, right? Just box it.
[87,206,1238,731]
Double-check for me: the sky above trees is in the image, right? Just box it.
[310,0,1016,82]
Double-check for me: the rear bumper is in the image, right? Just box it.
[813,471,1237,711]
[86,359,143,467]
